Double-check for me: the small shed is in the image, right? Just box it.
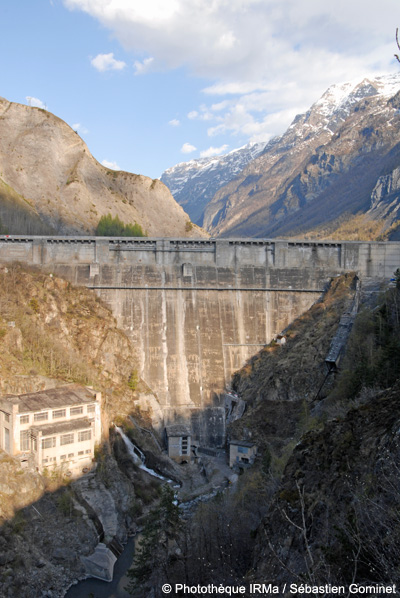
[166,425,191,463]
[229,440,257,468]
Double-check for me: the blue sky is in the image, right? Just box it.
[1,0,399,179]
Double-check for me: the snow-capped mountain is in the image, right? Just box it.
[162,74,400,237]
[160,142,266,226]
[201,73,400,238]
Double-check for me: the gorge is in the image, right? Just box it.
[1,235,399,446]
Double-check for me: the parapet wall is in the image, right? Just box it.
[1,236,399,444]
[1,236,399,279]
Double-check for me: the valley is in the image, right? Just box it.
[162,74,400,242]
[1,69,400,598]
[0,238,400,597]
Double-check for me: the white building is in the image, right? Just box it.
[0,385,101,476]
[166,425,191,463]
[229,440,257,468]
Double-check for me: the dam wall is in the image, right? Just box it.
[1,236,399,444]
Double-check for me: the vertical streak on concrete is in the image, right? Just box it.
[160,271,169,407]
[218,292,228,388]
[236,289,247,370]
[193,290,204,408]
[139,290,148,384]
[265,291,272,344]
[172,289,191,406]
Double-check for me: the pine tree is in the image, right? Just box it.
[126,485,181,596]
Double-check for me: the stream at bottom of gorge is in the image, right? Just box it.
[64,535,136,598]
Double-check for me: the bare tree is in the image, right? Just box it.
[395,28,400,63]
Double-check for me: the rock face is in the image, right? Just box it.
[230,276,400,588]
[0,98,206,237]
[160,142,266,227]
[0,263,154,421]
[0,443,140,598]
[229,273,358,456]
[367,164,400,234]
[0,452,45,522]
[251,385,400,587]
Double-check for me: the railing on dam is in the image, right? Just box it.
[0,235,399,280]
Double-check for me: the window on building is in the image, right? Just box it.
[42,458,48,464]
[68,453,74,458]
[78,430,91,442]
[60,455,66,460]
[70,406,83,416]
[4,413,10,423]
[85,449,92,454]
[32,436,37,452]
[237,446,248,454]
[34,412,48,422]
[60,433,74,446]
[87,404,95,414]
[20,430,30,451]
[42,437,56,449]
[181,436,188,455]
[20,415,29,424]
[78,450,84,456]
[52,409,66,419]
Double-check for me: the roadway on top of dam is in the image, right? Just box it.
[1,235,400,283]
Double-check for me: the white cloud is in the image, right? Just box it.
[187,105,214,121]
[72,122,89,134]
[64,0,400,143]
[181,143,197,154]
[26,96,46,109]
[134,56,154,75]
[91,53,126,72]
[169,119,180,126]
[102,159,121,170]
[65,0,397,81]
[200,145,229,158]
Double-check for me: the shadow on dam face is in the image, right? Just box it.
[1,235,400,443]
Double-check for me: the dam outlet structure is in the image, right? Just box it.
[1,236,399,445]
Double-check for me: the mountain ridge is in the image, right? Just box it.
[0,98,206,238]
[162,73,400,240]
[161,141,266,226]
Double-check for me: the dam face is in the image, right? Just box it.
[1,236,399,444]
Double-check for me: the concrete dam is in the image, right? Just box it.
[1,236,399,444]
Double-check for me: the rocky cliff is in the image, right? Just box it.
[228,278,400,588]
[251,384,400,588]
[0,264,175,598]
[229,273,358,459]
[0,98,206,237]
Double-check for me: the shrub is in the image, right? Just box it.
[95,214,146,237]
[128,370,139,391]
[57,490,74,516]
[29,298,39,313]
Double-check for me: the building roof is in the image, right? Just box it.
[32,417,93,437]
[230,440,256,448]
[166,425,191,437]
[0,385,98,414]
